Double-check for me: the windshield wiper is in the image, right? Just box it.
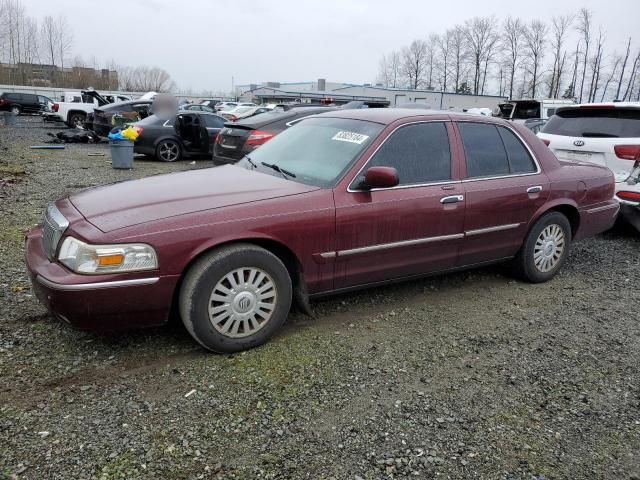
[243,154,257,169]
[261,161,296,179]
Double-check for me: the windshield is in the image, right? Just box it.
[542,107,640,138]
[240,117,383,187]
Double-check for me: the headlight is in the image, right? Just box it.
[57,237,158,274]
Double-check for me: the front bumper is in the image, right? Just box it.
[25,227,179,331]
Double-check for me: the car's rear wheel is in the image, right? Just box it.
[514,211,572,283]
[68,112,85,128]
[10,105,20,114]
[156,139,181,162]
[179,244,292,353]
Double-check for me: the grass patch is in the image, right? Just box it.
[0,163,26,175]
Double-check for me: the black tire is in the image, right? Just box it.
[179,244,293,353]
[67,112,86,128]
[156,139,182,162]
[10,105,20,115]
[513,211,572,283]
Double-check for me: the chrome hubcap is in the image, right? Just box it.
[533,224,565,273]
[208,267,277,338]
[159,142,178,161]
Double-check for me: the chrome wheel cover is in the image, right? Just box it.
[208,267,277,338]
[158,141,179,161]
[533,224,565,273]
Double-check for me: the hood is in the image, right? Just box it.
[69,165,319,232]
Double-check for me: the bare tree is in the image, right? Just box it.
[435,30,453,92]
[401,39,429,89]
[56,15,73,86]
[118,65,175,92]
[376,51,401,88]
[548,15,572,98]
[576,8,593,102]
[463,16,498,94]
[623,50,640,100]
[600,57,621,102]
[523,20,547,98]
[615,37,632,100]
[40,15,58,67]
[587,29,605,102]
[450,26,467,92]
[502,17,523,100]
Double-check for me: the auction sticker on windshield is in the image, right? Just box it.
[332,131,370,144]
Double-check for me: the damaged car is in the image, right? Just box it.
[133,111,226,162]
[26,109,618,353]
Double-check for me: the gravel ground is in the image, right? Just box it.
[1,116,639,480]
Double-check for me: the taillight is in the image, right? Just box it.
[52,103,59,112]
[617,191,640,202]
[246,130,274,146]
[614,145,640,160]
[541,138,551,146]
[134,126,143,136]
[0,98,6,106]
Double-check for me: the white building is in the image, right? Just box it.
[236,79,507,110]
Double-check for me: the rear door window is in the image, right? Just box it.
[459,123,510,178]
[369,122,451,185]
[542,108,640,138]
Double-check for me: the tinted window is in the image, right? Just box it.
[497,127,536,173]
[542,108,640,138]
[369,122,451,185]
[459,123,510,177]
[202,115,225,128]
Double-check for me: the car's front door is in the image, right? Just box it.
[332,121,465,290]
[454,121,550,265]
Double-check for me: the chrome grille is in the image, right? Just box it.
[42,204,69,261]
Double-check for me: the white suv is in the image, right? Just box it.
[538,102,640,231]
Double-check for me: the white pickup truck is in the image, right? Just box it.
[46,90,131,127]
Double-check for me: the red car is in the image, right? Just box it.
[25,109,618,353]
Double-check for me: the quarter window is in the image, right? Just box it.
[497,127,536,173]
[368,122,451,185]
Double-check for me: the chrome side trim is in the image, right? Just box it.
[336,233,464,257]
[465,223,521,237]
[37,276,160,291]
[319,252,336,259]
[586,203,621,213]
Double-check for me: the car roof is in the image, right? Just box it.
[313,108,509,126]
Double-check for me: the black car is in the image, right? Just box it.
[88,100,153,137]
[134,112,226,162]
[0,92,54,114]
[212,106,335,165]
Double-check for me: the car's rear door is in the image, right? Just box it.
[333,121,465,289]
[200,114,226,155]
[454,121,549,265]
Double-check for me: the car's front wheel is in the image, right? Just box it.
[156,139,181,162]
[10,105,20,114]
[514,211,572,283]
[179,244,292,353]
[68,112,86,128]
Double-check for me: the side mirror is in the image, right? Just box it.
[359,166,399,190]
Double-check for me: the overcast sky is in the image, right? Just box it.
[25,0,640,93]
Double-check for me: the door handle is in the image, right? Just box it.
[440,195,464,204]
[527,186,543,194]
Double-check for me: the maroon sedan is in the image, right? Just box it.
[25,109,618,352]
